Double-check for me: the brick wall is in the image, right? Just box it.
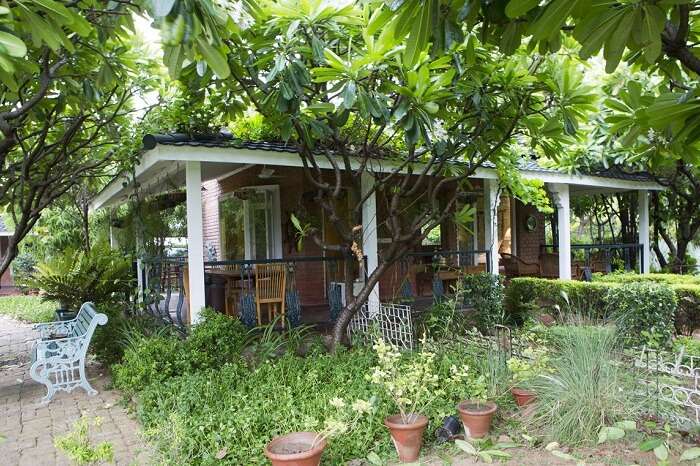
[514,200,545,263]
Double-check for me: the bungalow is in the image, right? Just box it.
[90,133,664,325]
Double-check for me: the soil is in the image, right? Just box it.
[269,442,312,455]
[459,402,493,412]
[384,438,697,465]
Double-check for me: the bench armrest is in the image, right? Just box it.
[33,320,76,340]
[33,336,85,361]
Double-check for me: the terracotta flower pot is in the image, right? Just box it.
[457,400,497,439]
[264,432,327,466]
[511,387,536,407]
[384,414,429,463]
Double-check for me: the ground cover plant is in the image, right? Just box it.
[0,295,56,323]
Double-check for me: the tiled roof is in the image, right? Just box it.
[142,132,656,183]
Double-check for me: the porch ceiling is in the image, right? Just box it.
[91,159,247,210]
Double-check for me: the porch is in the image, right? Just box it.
[91,134,665,325]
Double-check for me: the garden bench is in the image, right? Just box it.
[29,302,108,403]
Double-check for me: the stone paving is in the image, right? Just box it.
[0,316,150,465]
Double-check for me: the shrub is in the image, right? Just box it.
[10,251,37,291]
[184,308,249,370]
[506,276,700,337]
[462,272,505,330]
[527,326,641,445]
[27,244,132,311]
[112,334,186,395]
[606,282,676,347]
[504,277,609,324]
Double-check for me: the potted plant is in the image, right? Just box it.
[452,364,497,439]
[507,346,549,407]
[369,338,440,463]
[264,397,373,466]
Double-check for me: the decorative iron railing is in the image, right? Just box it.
[540,243,644,276]
[394,249,492,301]
[137,255,361,330]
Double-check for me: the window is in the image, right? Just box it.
[219,186,282,260]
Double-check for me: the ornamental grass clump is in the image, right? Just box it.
[369,337,442,424]
[527,325,642,446]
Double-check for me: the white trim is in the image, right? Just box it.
[549,183,572,280]
[484,179,500,275]
[220,184,283,260]
[638,190,650,274]
[361,172,380,316]
[186,161,206,324]
[510,197,517,256]
[91,144,665,212]
[0,231,13,236]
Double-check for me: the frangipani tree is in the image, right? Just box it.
[147,0,596,344]
[0,1,160,278]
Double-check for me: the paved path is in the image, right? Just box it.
[0,316,150,465]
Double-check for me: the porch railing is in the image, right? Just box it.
[540,243,644,276]
[395,249,491,302]
[137,255,360,329]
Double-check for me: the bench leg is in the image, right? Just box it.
[79,361,97,396]
[30,362,57,404]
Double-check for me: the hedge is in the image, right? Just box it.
[505,275,700,336]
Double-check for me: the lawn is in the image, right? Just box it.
[0,295,56,323]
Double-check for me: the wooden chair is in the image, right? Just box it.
[255,263,287,327]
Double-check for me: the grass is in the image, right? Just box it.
[527,325,643,446]
[0,295,56,323]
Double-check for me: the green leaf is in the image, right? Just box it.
[195,37,230,79]
[403,0,431,66]
[639,438,664,452]
[33,0,74,24]
[0,32,26,58]
[598,426,625,444]
[680,447,700,461]
[505,0,540,18]
[653,444,668,461]
[455,439,477,455]
[366,451,383,465]
[152,0,177,17]
[528,0,580,41]
[614,420,636,431]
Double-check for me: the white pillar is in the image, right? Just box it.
[550,183,571,280]
[186,161,206,324]
[638,190,650,274]
[361,172,380,315]
[484,179,500,275]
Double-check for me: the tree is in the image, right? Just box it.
[146,0,596,345]
[0,1,159,279]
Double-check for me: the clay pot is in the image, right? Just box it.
[457,400,497,439]
[384,414,429,463]
[511,387,537,407]
[264,432,327,466]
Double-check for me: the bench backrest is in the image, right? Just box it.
[69,302,108,339]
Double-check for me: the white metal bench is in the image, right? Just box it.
[30,302,108,403]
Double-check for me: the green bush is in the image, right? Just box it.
[606,282,677,347]
[26,244,133,311]
[593,272,700,286]
[506,276,700,337]
[132,343,484,465]
[0,295,56,323]
[505,277,610,324]
[112,334,185,395]
[183,308,249,370]
[462,272,505,330]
